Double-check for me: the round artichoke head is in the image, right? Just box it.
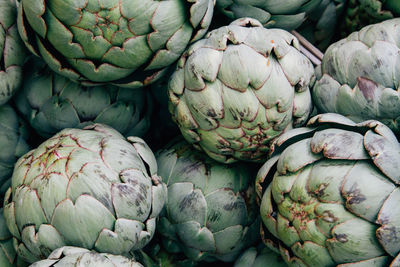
[313,18,400,133]
[30,246,143,267]
[3,124,167,263]
[0,0,26,105]
[0,104,30,197]
[155,138,260,262]
[256,113,400,266]
[215,0,322,30]
[15,58,152,138]
[169,18,315,163]
[16,0,215,87]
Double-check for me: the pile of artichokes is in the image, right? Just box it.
[1,0,400,266]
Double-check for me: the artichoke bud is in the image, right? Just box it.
[155,138,260,263]
[313,18,400,134]
[16,0,215,87]
[168,18,315,163]
[256,113,400,266]
[15,58,152,139]
[3,124,167,263]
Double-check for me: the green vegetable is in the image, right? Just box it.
[17,0,215,87]
[257,113,400,266]
[4,124,167,263]
[169,18,315,163]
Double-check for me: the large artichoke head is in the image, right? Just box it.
[155,139,260,262]
[256,113,400,266]
[0,105,30,196]
[0,0,26,105]
[313,18,400,133]
[15,58,152,138]
[3,124,167,263]
[17,0,215,87]
[168,18,315,163]
[30,246,142,267]
[215,0,322,30]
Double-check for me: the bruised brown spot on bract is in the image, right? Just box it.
[377,225,400,245]
[322,210,339,223]
[207,209,222,222]
[345,184,366,205]
[223,200,243,211]
[335,233,348,243]
[179,192,200,211]
[357,76,378,101]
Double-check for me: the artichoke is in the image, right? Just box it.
[297,0,347,51]
[30,246,142,267]
[17,0,215,88]
[234,245,286,267]
[0,208,28,267]
[313,18,400,133]
[168,18,315,163]
[155,138,260,262]
[15,58,152,138]
[3,124,167,263]
[215,0,322,30]
[341,0,400,37]
[0,0,26,105]
[0,104,30,197]
[256,113,400,266]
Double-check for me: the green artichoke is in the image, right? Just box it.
[168,18,315,163]
[30,246,142,267]
[0,104,30,197]
[234,245,286,267]
[3,124,167,263]
[0,0,26,105]
[256,113,400,266]
[215,0,322,30]
[155,138,260,262]
[340,0,400,37]
[17,0,215,88]
[297,0,347,51]
[15,58,152,138]
[0,208,28,267]
[313,18,400,133]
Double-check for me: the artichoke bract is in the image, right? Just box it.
[168,18,315,163]
[156,139,260,262]
[256,113,400,266]
[3,124,167,263]
[298,0,346,51]
[30,246,142,267]
[16,0,215,88]
[0,0,26,105]
[15,58,152,138]
[313,18,400,133]
[215,0,322,30]
[0,104,30,197]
